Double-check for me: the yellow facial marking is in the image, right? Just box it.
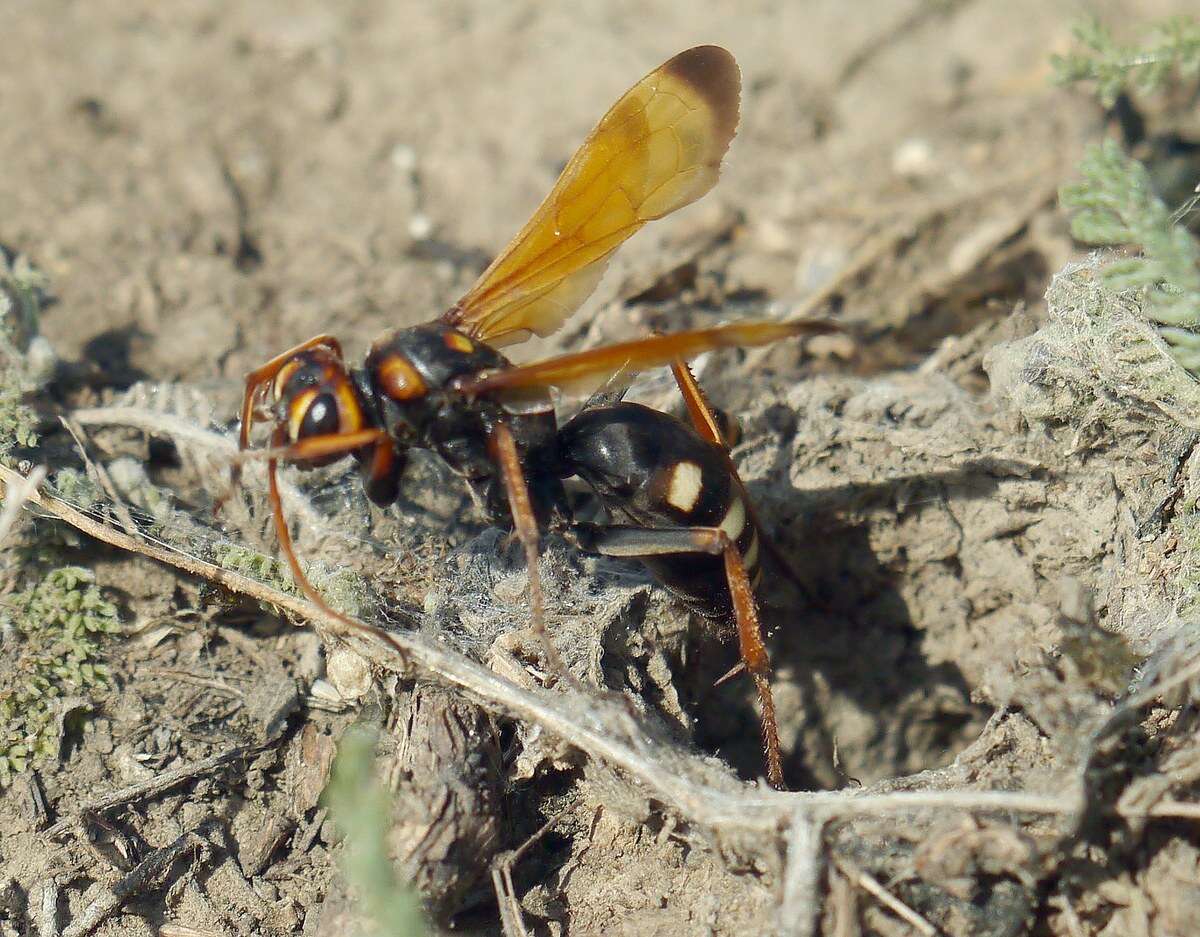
[334,381,363,432]
[272,358,302,402]
[443,331,475,354]
[377,355,427,401]
[665,460,703,513]
[287,387,320,442]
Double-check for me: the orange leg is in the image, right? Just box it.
[265,427,366,633]
[666,358,785,789]
[670,358,828,608]
[669,359,728,448]
[583,522,784,789]
[487,421,574,685]
[274,428,388,464]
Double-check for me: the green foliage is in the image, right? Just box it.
[324,728,428,937]
[212,541,294,588]
[1052,16,1200,107]
[0,567,121,784]
[1061,139,1200,371]
[0,252,47,462]
[47,467,105,512]
[212,542,376,618]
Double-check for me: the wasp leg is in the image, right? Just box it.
[668,358,826,610]
[274,428,388,463]
[264,427,369,638]
[487,421,573,686]
[580,522,784,790]
[669,359,732,449]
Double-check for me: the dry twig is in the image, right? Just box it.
[59,821,218,937]
[7,464,1200,847]
[46,743,265,839]
[37,878,59,937]
[835,857,940,937]
[778,813,824,937]
[0,462,45,544]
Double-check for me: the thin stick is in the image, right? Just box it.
[38,878,59,937]
[779,813,824,937]
[158,923,227,937]
[72,406,243,451]
[9,463,1200,836]
[0,463,46,544]
[47,744,263,839]
[60,822,216,937]
[59,415,139,537]
[492,864,531,937]
[836,858,940,937]
[142,668,246,698]
[492,807,569,937]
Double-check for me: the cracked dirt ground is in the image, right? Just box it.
[4,1,1200,935]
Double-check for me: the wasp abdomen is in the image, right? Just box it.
[559,402,761,615]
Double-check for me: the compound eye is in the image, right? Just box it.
[298,393,340,439]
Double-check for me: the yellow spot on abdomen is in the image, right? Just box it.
[666,460,703,513]
[719,496,745,541]
[743,530,760,570]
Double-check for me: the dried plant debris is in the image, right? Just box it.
[9,8,1200,935]
[7,248,1200,935]
[6,248,1200,934]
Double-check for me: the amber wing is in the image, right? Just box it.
[454,320,841,403]
[442,45,740,347]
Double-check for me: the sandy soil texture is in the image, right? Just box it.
[4,1,1200,935]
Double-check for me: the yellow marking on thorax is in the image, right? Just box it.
[272,359,302,402]
[377,355,427,401]
[443,331,476,354]
[334,381,364,432]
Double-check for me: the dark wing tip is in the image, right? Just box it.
[662,45,741,143]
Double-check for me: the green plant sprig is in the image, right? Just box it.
[1052,16,1200,107]
[323,728,428,937]
[1061,139,1200,371]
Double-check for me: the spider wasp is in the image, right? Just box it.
[234,46,837,789]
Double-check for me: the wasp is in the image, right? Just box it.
[234,46,837,789]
